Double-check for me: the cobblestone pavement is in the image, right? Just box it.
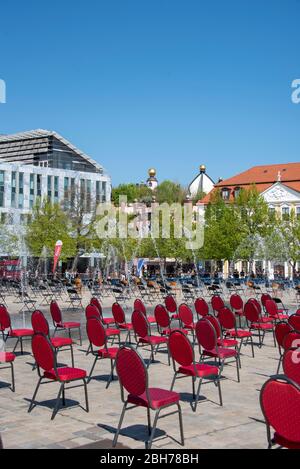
[0,290,297,449]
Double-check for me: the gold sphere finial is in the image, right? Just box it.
[200,164,206,173]
[148,168,156,177]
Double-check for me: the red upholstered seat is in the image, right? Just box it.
[162,328,188,335]
[274,314,289,321]
[105,328,120,337]
[178,363,219,377]
[44,366,87,382]
[147,316,156,323]
[98,347,119,359]
[226,329,252,338]
[259,317,275,323]
[128,387,180,409]
[0,352,15,363]
[139,335,168,345]
[274,432,300,449]
[171,314,180,319]
[251,322,274,330]
[103,318,115,325]
[10,328,33,337]
[119,323,133,330]
[51,337,73,348]
[203,347,238,359]
[217,338,238,347]
[59,321,80,329]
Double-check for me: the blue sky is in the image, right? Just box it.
[0,0,299,186]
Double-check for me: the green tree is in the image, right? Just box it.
[155,180,186,205]
[26,198,76,260]
[111,184,152,205]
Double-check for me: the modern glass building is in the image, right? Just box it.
[0,129,111,225]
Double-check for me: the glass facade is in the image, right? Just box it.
[0,171,4,208]
[11,172,16,208]
[29,174,34,208]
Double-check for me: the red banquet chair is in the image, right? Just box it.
[112,302,133,343]
[283,330,300,351]
[168,330,223,410]
[178,304,196,343]
[218,307,255,358]
[261,293,272,311]
[244,300,276,348]
[0,352,16,392]
[28,333,89,420]
[194,298,209,319]
[274,322,293,374]
[113,345,184,449]
[31,310,74,367]
[132,310,169,367]
[134,298,156,324]
[211,295,225,316]
[265,299,289,322]
[164,295,179,321]
[229,294,244,328]
[288,314,300,331]
[50,301,82,346]
[90,297,115,326]
[196,318,240,382]
[86,316,118,387]
[0,304,33,354]
[154,304,188,337]
[283,348,300,387]
[85,304,120,353]
[260,376,300,449]
[205,314,239,351]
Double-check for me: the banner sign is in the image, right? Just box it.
[52,240,63,273]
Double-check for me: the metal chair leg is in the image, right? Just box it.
[28,377,42,413]
[11,362,15,392]
[83,378,89,412]
[177,403,185,446]
[193,378,203,412]
[70,345,74,368]
[113,402,127,447]
[170,372,177,391]
[87,356,98,383]
[51,384,64,420]
[217,379,223,406]
[147,409,160,449]
[147,407,151,435]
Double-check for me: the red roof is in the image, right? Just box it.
[198,162,300,204]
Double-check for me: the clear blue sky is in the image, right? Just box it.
[1,0,299,187]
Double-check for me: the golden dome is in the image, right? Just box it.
[148,168,156,177]
[200,164,206,172]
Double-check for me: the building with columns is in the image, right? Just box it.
[0,129,111,225]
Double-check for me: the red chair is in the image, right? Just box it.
[289,314,300,331]
[85,304,120,345]
[86,316,118,387]
[90,297,115,326]
[265,299,289,322]
[274,322,293,373]
[261,293,272,311]
[29,333,89,420]
[178,304,196,343]
[296,309,300,316]
[113,345,184,449]
[0,304,33,354]
[283,348,300,386]
[205,314,239,351]
[244,300,275,348]
[50,301,82,346]
[211,295,225,316]
[0,352,16,392]
[168,330,222,410]
[31,310,74,367]
[218,307,254,358]
[283,331,300,351]
[194,298,209,319]
[154,304,187,336]
[112,302,133,343]
[260,376,300,449]
[196,319,240,382]
[134,298,156,324]
[132,310,169,367]
[229,294,244,328]
[164,295,179,320]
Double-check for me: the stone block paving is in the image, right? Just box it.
[0,293,296,449]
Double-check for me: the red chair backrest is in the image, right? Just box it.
[164,295,177,313]
[218,307,236,330]
[116,346,147,396]
[134,299,146,316]
[261,293,272,308]
[284,331,300,351]
[296,309,300,316]
[211,295,225,313]
[112,303,126,325]
[50,301,62,324]
[85,304,101,320]
[275,322,293,349]
[289,315,300,331]
[265,299,278,317]
[131,310,149,339]
[32,333,55,372]
[230,294,243,311]
[90,297,102,316]
[205,315,221,339]
[0,305,11,330]
[283,349,300,386]
[196,319,217,351]
[260,377,300,445]
[168,330,193,367]
[194,298,209,317]
[154,304,170,328]
[178,304,194,327]
[248,298,262,315]
[244,300,260,323]
[31,310,49,336]
[86,316,106,348]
